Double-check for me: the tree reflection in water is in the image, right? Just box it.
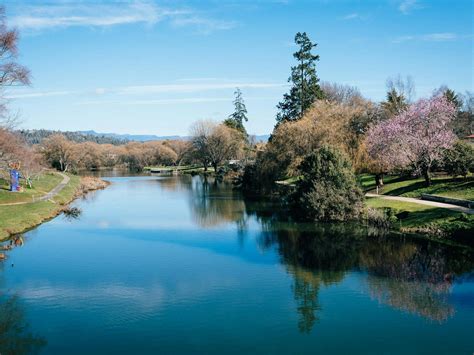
[160,176,474,331]
[258,221,474,329]
[158,175,258,230]
[0,294,46,354]
[0,242,46,354]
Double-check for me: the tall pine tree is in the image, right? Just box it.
[276,32,323,123]
[224,88,248,135]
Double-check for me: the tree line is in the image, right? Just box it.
[242,32,474,222]
[17,129,127,145]
[0,3,473,226]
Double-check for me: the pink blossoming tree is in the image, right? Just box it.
[367,96,456,186]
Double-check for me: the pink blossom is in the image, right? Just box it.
[367,96,456,180]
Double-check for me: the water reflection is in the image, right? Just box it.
[1,173,472,351]
[0,294,47,354]
[163,176,474,330]
[161,175,248,229]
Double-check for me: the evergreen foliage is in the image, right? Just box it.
[276,32,323,123]
[381,88,408,116]
[443,141,474,178]
[292,146,364,221]
[224,88,248,136]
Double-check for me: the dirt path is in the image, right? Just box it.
[0,173,70,206]
[366,193,474,215]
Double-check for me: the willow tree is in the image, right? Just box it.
[276,32,323,123]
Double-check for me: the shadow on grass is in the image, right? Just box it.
[359,175,405,192]
[384,177,474,198]
[402,208,459,225]
[0,178,9,191]
[402,207,474,246]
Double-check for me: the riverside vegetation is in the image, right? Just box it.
[0,10,473,243]
[0,173,109,240]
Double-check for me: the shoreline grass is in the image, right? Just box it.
[365,196,474,241]
[0,174,106,241]
[0,172,63,204]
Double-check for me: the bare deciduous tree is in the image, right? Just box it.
[386,74,415,103]
[41,134,74,172]
[190,120,243,172]
[0,6,30,127]
[164,140,191,167]
[320,82,363,105]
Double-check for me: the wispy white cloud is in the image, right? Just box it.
[10,1,166,30]
[398,0,422,14]
[392,32,470,43]
[76,97,232,106]
[76,95,280,106]
[171,16,237,34]
[9,0,235,34]
[6,81,285,101]
[116,82,284,95]
[342,13,362,20]
[5,90,74,99]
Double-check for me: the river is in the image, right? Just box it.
[1,174,473,354]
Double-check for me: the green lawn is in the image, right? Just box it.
[0,175,81,240]
[360,173,474,201]
[380,176,474,201]
[358,173,402,192]
[0,172,63,204]
[365,196,474,237]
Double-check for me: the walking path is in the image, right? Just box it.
[0,173,70,206]
[366,193,474,215]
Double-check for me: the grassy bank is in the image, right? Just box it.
[366,196,474,242]
[360,174,474,240]
[0,174,107,241]
[0,172,63,204]
[360,173,474,201]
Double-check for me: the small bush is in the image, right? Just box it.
[292,146,364,221]
[366,207,398,229]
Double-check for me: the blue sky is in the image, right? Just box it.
[4,0,473,135]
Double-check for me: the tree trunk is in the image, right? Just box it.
[375,173,384,188]
[422,167,432,186]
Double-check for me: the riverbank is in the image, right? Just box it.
[363,175,474,241]
[0,173,109,240]
[276,173,474,241]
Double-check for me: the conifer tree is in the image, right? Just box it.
[276,32,323,123]
[224,88,248,135]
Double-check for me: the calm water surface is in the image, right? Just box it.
[1,174,473,354]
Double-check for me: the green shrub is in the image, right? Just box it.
[292,146,364,221]
[443,141,474,178]
[366,207,399,229]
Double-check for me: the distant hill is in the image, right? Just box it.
[18,129,127,145]
[79,130,183,142]
[17,129,270,145]
[81,130,270,143]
